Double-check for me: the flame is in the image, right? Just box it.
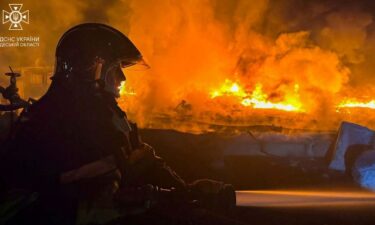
[114,1,375,131]
[210,80,304,112]
[337,99,375,109]
[210,79,247,98]
[119,81,136,96]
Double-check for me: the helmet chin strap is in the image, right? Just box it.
[91,57,106,90]
[54,57,122,98]
[94,63,103,81]
[91,59,123,98]
[104,62,125,98]
[94,57,105,80]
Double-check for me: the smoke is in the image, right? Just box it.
[0,0,129,75]
[115,0,367,129]
[0,0,83,70]
[0,0,374,131]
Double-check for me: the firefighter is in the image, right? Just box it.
[1,23,234,225]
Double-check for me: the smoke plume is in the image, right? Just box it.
[0,0,374,131]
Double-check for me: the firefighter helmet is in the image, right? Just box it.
[53,23,146,96]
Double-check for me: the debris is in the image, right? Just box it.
[329,122,374,171]
[352,149,375,190]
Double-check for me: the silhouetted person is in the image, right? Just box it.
[1,23,235,225]
[1,23,188,225]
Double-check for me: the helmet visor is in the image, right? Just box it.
[120,57,150,71]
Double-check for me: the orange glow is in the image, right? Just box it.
[210,80,304,112]
[111,1,375,131]
[210,79,247,98]
[119,81,136,96]
[237,190,375,207]
[337,99,375,109]
[0,0,373,132]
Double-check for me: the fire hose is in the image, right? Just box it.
[111,183,238,225]
[114,185,375,211]
[114,182,236,211]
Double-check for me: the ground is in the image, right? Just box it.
[1,120,375,224]
[140,128,375,225]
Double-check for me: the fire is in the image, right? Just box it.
[114,1,375,131]
[210,80,304,112]
[337,99,375,109]
[119,81,136,96]
[210,79,247,99]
